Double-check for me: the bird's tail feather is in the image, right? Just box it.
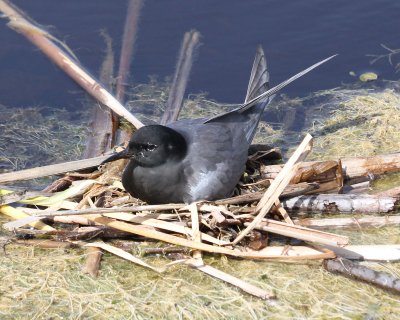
[245,45,270,103]
[205,53,337,124]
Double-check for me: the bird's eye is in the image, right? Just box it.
[144,143,157,151]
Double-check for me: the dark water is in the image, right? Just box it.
[0,0,399,109]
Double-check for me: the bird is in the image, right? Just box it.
[102,47,335,204]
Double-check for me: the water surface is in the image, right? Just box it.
[0,0,399,110]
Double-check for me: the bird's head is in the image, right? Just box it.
[101,125,187,167]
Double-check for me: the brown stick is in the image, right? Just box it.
[0,155,108,183]
[214,182,319,206]
[262,153,400,182]
[115,0,144,103]
[83,31,115,158]
[13,239,77,249]
[0,0,143,129]
[83,246,103,277]
[232,134,313,245]
[142,247,188,256]
[295,215,400,229]
[188,262,275,300]
[324,258,400,294]
[374,186,400,198]
[244,219,349,246]
[88,216,333,260]
[160,30,201,125]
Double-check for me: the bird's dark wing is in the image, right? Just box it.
[169,120,249,202]
[204,46,271,144]
[205,54,337,122]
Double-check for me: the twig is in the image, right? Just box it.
[374,186,400,198]
[13,239,78,249]
[324,258,400,294]
[0,0,143,128]
[232,134,313,245]
[187,260,275,300]
[0,205,55,231]
[87,216,333,260]
[295,215,400,229]
[244,219,349,246]
[85,242,186,273]
[116,0,144,103]
[0,155,108,183]
[189,203,203,263]
[83,30,115,158]
[160,30,201,125]
[282,194,399,214]
[262,153,400,182]
[322,244,400,262]
[103,212,229,246]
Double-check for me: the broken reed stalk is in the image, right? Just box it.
[189,203,203,262]
[0,190,48,206]
[103,212,229,246]
[282,194,399,214]
[295,215,400,229]
[116,0,143,103]
[232,134,313,245]
[160,30,201,125]
[82,31,115,158]
[0,205,55,231]
[324,258,400,294]
[183,205,274,299]
[0,0,143,129]
[83,246,103,277]
[0,155,108,184]
[188,261,275,300]
[374,186,400,197]
[245,219,349,246]
[13,239,78,249]
[2,204,189,230]
[262,152,400,182]
[85,242,186,273]
[87,216,333,260]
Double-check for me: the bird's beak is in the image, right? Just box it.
[101,148,133,165]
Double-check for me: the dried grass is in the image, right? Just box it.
[1,226,399,319]
[1,80,400,319]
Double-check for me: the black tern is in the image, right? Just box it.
[102,47,336,204]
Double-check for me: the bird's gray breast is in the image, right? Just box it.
[122,160,185,204]
[169,120,249,203]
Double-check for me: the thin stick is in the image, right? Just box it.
[85,242,186,273]
[274,200,294,225]
[187,261,275,300]
[0,155,108,184]
[189,203,203,263]
[88,216,334,260]
[324,258,400,294]
[374,186,400,197]
[244,220,349,246]
[322,244,400,261]
[103,212,229,246]
[115,0,144,103]
[160,30,201,125]
[295,215,400,229]
[232,134,313,245]
[0,0,143,129]
[3,204,189,229]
